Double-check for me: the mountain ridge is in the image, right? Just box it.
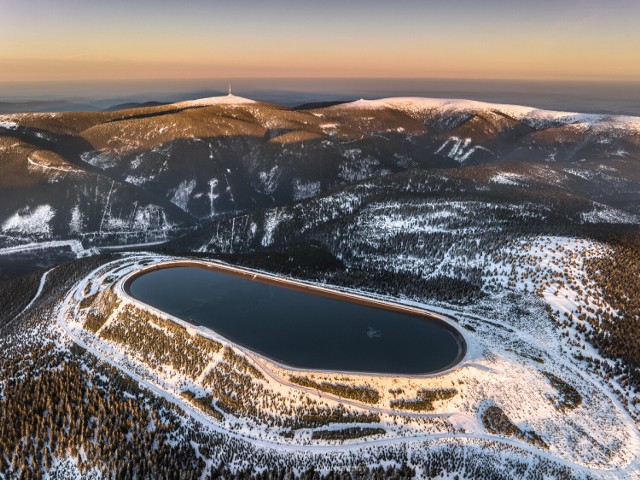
[0,95,638,274]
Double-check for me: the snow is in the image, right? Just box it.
[69,205,84,234]
[261,209,292,247]
[23,248,636,480]
[490,173,527,186]
[54,254,640,478]
[563,167,596,181]
[27,151,81,174]
[2,204,55,235]
[357,201,462,236]
[10,268,53,327]
[45,453,104,479]
[581,204,639,224]
[173,94,256,108]
[170,179,196,212]
[124,175,146,186]
[339,152,381,182]
[80,151,119,170]
[320,123,339,135]
[0,240,96,257]
[0,120,18,129]
[435,136,492,163]
[98,202,172,236]
[293,179,321,201]
[130,155,144,169]
[132,205,171,231]
[258,167,281,195]
[207,178,219,218]
[337,97,640,131]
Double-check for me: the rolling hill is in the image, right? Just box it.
[0,95,638,268]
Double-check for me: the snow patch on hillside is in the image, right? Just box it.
[173,95,256,108]
[133,205,171,231]
[170,179,196,212]
[339,151,381,182]
[320,123,339,135]
[581,205,639,224]
[69,205,84,234]
[0,121,18,130]
[80,151,119,170]
[258,167,281,196]
[206,178,220,218]
[435,137,492,163]
[339,97,640,131]
[2,205,55,235]
[293,179,321,201]
[47,455,102,480]
[261,210,293,247]
[124,175,146,187]
[490,173,527,186]
[101,204,172,233]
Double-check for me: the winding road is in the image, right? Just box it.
[1,267,54,331]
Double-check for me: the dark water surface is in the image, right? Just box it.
[127,265,465,374]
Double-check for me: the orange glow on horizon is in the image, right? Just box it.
[1,1,639,83]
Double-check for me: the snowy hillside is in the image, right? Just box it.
[172,94,257,108]
[1,95,640,479]
[340,96,640,132]
[1,95,639,262]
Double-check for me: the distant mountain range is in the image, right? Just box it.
[0,100,102,114]
[101,101,169,112]
[0,94,638,268]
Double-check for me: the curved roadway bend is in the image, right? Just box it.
[1,267,54,331]
[56,260,640,479]
[19,267,53,317]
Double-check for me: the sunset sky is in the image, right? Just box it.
[1,0,639,82]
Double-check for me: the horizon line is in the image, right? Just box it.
[1,76,640,85]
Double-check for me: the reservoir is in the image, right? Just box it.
[125,264,466,375]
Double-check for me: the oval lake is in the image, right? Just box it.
[126,265,466,375]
